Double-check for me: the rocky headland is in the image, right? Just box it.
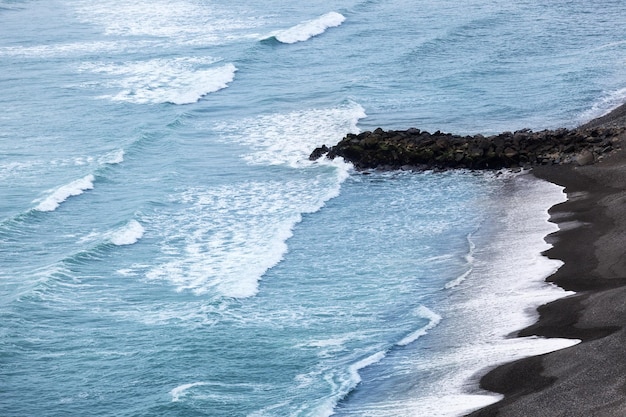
[310,125,626,171]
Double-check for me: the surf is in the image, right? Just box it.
[33,174,95,212]
[79,58,237,105]
[262,12,346,44]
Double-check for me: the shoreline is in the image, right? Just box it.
[309,102,626,415]
[467,103,626,416]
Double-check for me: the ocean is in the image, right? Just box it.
[1,1,625,416]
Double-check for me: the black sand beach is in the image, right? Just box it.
[310,104,626,415]
[468,104,626,417]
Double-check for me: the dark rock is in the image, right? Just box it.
[576,149,595,166]
[309,125,625,171]
[309,144,329,161]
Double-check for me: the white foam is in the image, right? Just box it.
[99,149,125,165]
[427,175,578,416]
[444,233,476,289]
[170,382,208,402]
[328,173,580,417]
[1,150,122,182]
[349,351,387,384]
[578,86,626,125]
[80,58,236,105]
[414,174,577,416]
[307,337,350,349]
[146,179,344,298]
[0,40,134,58]
[311,350,388,417]
[72,0,263,45]
[295,333,365,360]
[397,306,442,346]
[145,103,365,298]
[72,156,94,166]
[77,231,101,245]
[109,220,144,246]
[34,174,95,212]
[0,160,40,181]
[386,337,580,417]
[268,12,346,44]
[216,101,366,168]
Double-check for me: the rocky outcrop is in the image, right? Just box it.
[309,126,626,171]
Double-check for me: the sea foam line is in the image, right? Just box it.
[578,87,626,125]
[444,232,476,289]
[170,382,208,402]
[313,350,388,417]
[34,174,95,212]
[315,306,442,417]
[80,58,237,105]
[397,305,442,346]
[145,103,366,298]
[266,12,345,44]
[349,351,387,385]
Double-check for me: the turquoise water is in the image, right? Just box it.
[1,1,624,416]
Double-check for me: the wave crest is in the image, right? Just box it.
[109,220,145,246]
[80,58,237,105]
[266,12,345,44]
[34,174,95,212]
[397,306,442,346]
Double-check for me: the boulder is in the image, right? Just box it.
[309,125,625,171]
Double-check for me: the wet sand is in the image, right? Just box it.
[468,104,626,417]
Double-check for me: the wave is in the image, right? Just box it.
[145,180,332,298]
[313,350,388,417]
[321,174,579,417]
[6,147,124,219]
[79,58,237,105]
[144,103,366,298]
[0,40,137,58]
[72,0,264,46]
[216,100,366,168]
[444,232,476,289]
[577,87,626,125]
[263,12,345,44]
[1,148,124,182]
[63,221,145,266]
[34,174,95,212]
[397,305,442,346]
[109,219,144,246]
[349,351,387,385]
[99,149,125,165]
[7,217,146,303]
[311,306,442,416]
[170,382,208,402]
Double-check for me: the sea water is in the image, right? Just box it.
[1,1,625,416]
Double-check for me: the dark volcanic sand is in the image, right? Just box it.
[467,104,626,417]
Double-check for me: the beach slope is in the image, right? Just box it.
[468,103,626,417]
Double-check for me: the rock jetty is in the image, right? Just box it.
[309,126,626,170]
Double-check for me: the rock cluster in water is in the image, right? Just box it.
[309,126,626,170]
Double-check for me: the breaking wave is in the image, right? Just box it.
[109,220,144,246]
[34,174,95,212]
[79,58,237,105]
[263,12,345,44]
